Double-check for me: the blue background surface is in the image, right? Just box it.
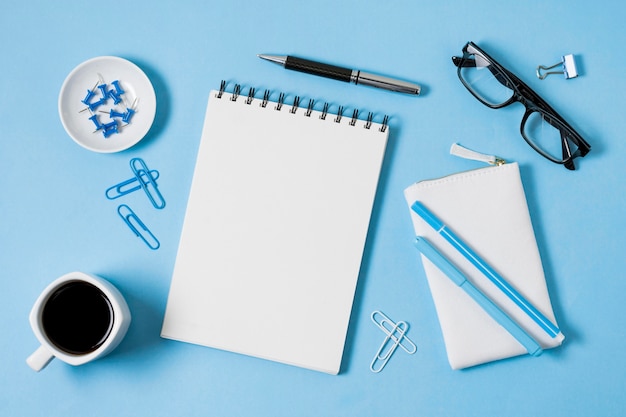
[2,1,625,416]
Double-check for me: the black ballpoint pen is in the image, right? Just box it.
[258,54,421,95]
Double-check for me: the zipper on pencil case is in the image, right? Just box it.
[450,143,506,166]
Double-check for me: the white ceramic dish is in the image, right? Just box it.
[58,56,156,153]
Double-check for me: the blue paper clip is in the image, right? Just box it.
[117,204,160,250]
[130,158,166,209]
[106,170,160,200]
[370,311,417,373]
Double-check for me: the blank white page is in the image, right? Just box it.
[162,90,388,374]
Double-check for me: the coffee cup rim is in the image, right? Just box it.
[29,271,129,366]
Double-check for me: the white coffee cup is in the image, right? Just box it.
[27,271,131,372]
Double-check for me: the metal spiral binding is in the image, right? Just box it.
[320,102,329,120]
[216,81,389,131]
[350,109,359,126]
[217,80,226,98]
[275,92,285,111]
[380,115,389,133]
[335,106,344,123]
[246,88,255,105]
[305,99,314,117]
[290,96,300,114]
[365,112,373,129]
[230,84,241,102]
[261,90,270,108]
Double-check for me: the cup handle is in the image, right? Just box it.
[26,345,54,372]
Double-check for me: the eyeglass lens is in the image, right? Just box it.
[459,45,514,107]
[523,112,579,162]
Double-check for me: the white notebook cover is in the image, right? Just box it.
[162,90,388,374]
[404,163,563,369]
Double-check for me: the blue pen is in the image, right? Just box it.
[414,236,542,356]
[411,201,562,339]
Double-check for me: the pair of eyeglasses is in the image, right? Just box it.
[452,41,591,170]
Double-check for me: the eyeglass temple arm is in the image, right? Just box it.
[452,56,473,67]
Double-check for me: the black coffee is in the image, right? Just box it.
[42,281,114,355]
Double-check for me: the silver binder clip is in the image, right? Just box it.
[536,54,578,80]
[370,310,417,373]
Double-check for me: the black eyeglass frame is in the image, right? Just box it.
[452,41,591,170]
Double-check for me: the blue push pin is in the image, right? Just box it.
[108,90,123,105]
[102,120,119,138]
[89,114,103,131]
[81,89,96,105]
[100,108,126,119]
[80,80,100,106]
[122,108,136,124]
[88,97,107,111]
[97,84,110,100]
[111,80,125,95]
[108,81,125,105]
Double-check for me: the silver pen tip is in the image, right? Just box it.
[257,54,286,65]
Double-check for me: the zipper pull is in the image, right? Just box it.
[450,143,506,166]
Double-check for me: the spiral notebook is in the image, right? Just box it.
[161,82,389,374]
